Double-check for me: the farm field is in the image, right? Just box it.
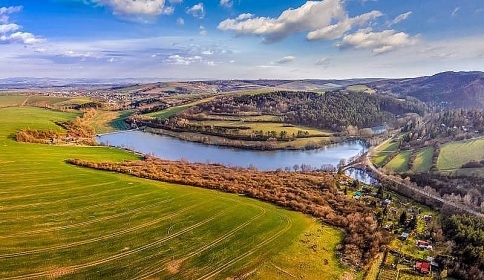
[385,151,412,173]
[0,106,348,279]
[371,139,400,167]
[146,96,216,120]
[437,137,484,170]
[411,148,434,173]
[190,120,332,137]
[0,94,29,107]
[86,110,133,134]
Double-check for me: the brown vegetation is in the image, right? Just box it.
[67,157,391,268]
[16,109,97,145]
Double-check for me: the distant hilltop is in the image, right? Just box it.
[1,71,483,109]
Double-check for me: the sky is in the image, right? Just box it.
[0,0,483,80]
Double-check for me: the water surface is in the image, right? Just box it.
[97,130,367,171]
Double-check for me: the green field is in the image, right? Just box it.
[437,137,484,171]
[191,120,331,137]
[0,94,29,107]
[0,106,348,279]
[146,97,216,120]
[372,139,400,167]
[411,147,434,173]
[86,110,133,134]
[385,151,411,173]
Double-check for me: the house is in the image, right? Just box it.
[415,261,431,274]
[399,232,409,240]
[382,198,391,206]
[417,240,433,250]
[427,257,439,270]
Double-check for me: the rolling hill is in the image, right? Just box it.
[368,71,484,108]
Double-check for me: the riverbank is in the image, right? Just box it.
[144,127,340,151]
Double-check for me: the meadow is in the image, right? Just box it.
[384,151,412,173]
[0,105,349,279]
[411,148,434,173]
[371,139,400,167]
[437,137,484,170]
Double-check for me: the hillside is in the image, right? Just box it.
[368,71,484,108]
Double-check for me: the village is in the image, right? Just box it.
[340,173,446,280]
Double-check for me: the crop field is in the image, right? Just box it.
[0,106,347,279]
[437,137,484,170]
[411,148,434,173]
[0,94,29,107]
[385,151,412,173]
[190,120,332,137]
[146,97,216,120]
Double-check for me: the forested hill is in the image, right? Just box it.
[187,91,426,132]
[367,71,484,109]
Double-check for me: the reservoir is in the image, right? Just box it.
[97,130,367,171]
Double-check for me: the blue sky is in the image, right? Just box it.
[0,0,483,80]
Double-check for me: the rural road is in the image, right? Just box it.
[357,138,484,218]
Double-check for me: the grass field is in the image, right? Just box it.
[146,97,216,120]
[372,139,400,167]
[385,151,412,173]
[437,137,484,171]
[0,94,29,107]
[0,106,349,279]
[411,148,434,173]
[252,223,348,280]
[86,110,133,134]
[191,120,332,137]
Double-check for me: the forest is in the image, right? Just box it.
[184,91,426,131]
[440,214,484,279]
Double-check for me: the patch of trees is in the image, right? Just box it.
[183,91,425,132]
[67,157,391,268]
[462,160,484,169]
[440,214,484,279]
[406,173,484,211]
[16,110,96,145]
[400,109,484,150]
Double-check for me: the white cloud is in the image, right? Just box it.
[315,57,330,65]
[162,6,174,15]
[199,25,207,36]
[186,3,205,19]
[0,23,20,34]
[220,0,233,8]
[451,7,460,17]
[218,0,346,43]
[0,6,44,45]
[307,10,382,41]
[339,29,417,54]
[91,0,166,16]
[165,54,203,65]
[177,17,185,25]
[274,56,296,64]
[390,11,412,26]
[1,31,45,44]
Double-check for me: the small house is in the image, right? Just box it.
[415,261,431,274]
[417,240,433,250]
[399,232,409,240]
